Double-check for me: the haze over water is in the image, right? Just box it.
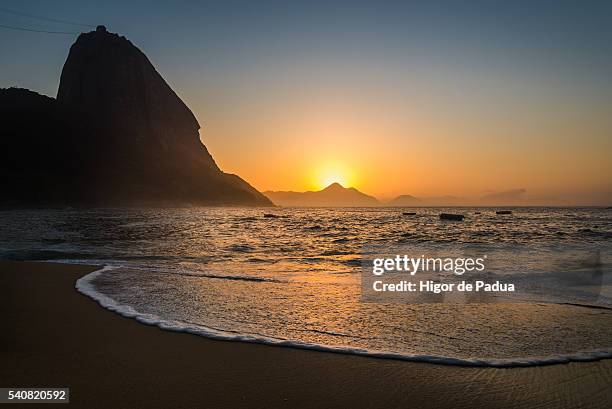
[1,207,611,366]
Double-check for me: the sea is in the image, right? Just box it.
[1,207,612,367]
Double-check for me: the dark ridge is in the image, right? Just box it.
[1,28,272,207]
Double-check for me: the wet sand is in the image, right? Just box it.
[2,260,612,409]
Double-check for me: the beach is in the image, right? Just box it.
[2,260,612,409]
[2,1,610,407]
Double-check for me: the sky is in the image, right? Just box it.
[1,0,611,203]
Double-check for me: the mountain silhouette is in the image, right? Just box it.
[386,194,422,206]
[264,183,380,207]
[0,26,272,207]
[384,194,470,206]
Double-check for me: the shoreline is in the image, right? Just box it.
[2,260,612,408]
[77,264,612,368]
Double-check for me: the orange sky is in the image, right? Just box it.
[186,67,611,204]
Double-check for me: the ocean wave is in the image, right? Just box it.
[576,229,612,239]
[304,225,323,230]
[54,261,283,283]
[131,267,285,283]
[341,258,362,267]
[225,244,256,253]
[320,250,354,256]
[237,216,258,222]
[76,267,612,368]
[193,273,282,283]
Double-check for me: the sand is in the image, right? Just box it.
[2,260,612,409]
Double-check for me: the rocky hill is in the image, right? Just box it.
[0,26,272,207]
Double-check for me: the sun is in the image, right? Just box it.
[313,163,354,190]
[321,173,347,188]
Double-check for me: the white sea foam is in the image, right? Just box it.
[76,266,612,368]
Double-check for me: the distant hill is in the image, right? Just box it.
[264,183,381,207]
[385,194,468,206]
[385,194,422,206]
[0,26,271,207]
